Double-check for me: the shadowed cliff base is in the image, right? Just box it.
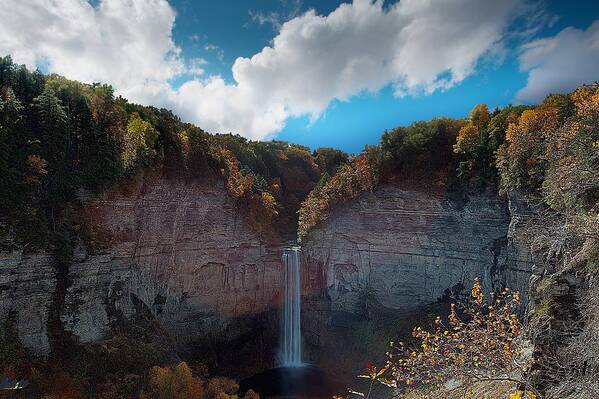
[239,366,344,399]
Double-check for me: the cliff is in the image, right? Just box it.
[302,184,533,314]
[299,184,535,372]
[1,173,284,375]
[1,177,536,378]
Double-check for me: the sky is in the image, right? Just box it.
[1,1,598,153]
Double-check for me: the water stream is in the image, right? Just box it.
[280,246,302,367]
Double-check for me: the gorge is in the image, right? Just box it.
[0,172,535,380]
[1,55,597,398]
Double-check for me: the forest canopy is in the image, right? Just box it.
[1,55,597,246]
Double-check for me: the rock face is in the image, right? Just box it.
[1,178,535,379]
[299,184,535,371]
[1,175,284,374]
[65,176,282,348]
[0,250,55,355]
[302,185,533,316]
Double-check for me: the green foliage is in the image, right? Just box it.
[314,147,349,175]
[123,112,159,172]
[380,117,463,178]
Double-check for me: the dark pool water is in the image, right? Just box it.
[239,365,343,398]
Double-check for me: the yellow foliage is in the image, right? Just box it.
[142,362,204,399]
[362,278,527,396]
[122,112,158,170]
[509,389,537,399]
[453,123,479,154]
[469,104,490,130]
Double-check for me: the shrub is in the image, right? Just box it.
[206,376,239,399]
[352,279,537,399]
[141,362,204,399]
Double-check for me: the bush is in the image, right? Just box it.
[352,279,537,399]
[141,362,204,399]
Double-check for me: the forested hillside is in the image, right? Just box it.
[0,56,350,247]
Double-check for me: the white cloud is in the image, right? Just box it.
[1,0,532,140]
[0,0,184,101]
[174,0,522,139]
[517,21,599,102]
[203,44,224,62]
[187,58,207,77]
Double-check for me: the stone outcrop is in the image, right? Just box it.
[302,184,534,318]
[65,176,282,347]
[1,177,536,379]
[299,184,536,373]
[1,175,284,371]
[0,250,55,355]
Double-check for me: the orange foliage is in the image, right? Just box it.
[141,362,204,399]
[218,147,253,199]
[217,147,279,239]
[453,123,479,155]
[298,154,378,239]
[354,154,378,192]
[498,106,560,191]
[542,85,599,208]
[469,103,490,130]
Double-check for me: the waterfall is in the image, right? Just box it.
[280,246,303,367]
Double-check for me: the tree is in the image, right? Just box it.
[31,86,72,223]
[354,279,537,399]
[0,87,24,189]
[469,103,490,130]
[79,84,124,188]
[497,106,560,194]
[122,112,158,172]
[142,362,204,399]
[314,147,349,176]
[542,85,599,210]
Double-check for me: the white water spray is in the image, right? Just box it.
[280,246,302,367]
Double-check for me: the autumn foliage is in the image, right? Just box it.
[354,279,537,399]
[298,151,379,239]
[140,362,256,399]
[141,362,204,399]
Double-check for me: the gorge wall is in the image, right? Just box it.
[1,173,285,375]
[300,184,536,372]
[0,176,536,378]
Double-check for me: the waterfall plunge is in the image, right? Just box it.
[280,246,303,367]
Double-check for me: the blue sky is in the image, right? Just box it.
[2,0,599,153]
[169,0,598,153]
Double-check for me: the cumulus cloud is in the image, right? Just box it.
[248,0,304,30]
[0,0,183,101]
[1,0,529,140]
[174,0,522,139]
[517,21,599,102]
